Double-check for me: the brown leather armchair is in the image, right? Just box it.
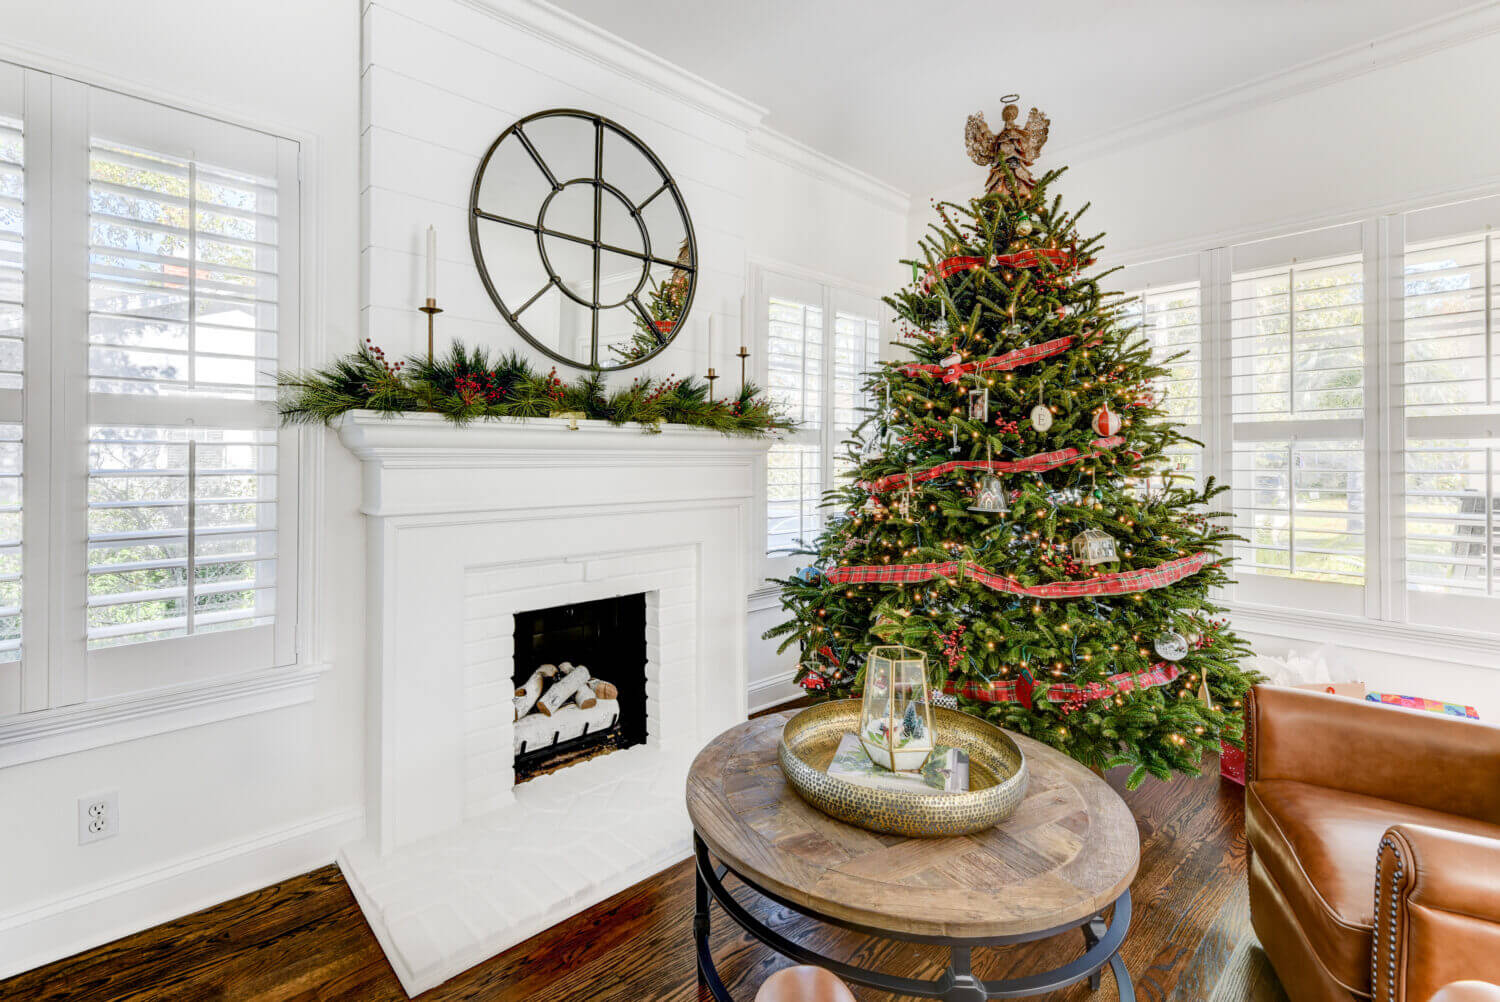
[1246,684,1500,1001]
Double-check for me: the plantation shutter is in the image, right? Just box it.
[1115,253,1206,488]
[0,65,23,713]
[830,292,882,479]
[1228,224,1370,615]
[1398,197,1500,626]
[78,87,298,696]
[764,272,825,556]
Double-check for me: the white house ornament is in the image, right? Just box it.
[968,473,1008,514]
[1092,406,1122,437]
[1070,527,1118,566]
[1154,631,1189,662]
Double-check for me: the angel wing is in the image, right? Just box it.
[1021,107,1051,162]
[964,112,996,166]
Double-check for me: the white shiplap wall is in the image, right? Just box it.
[361,0,764,384]
[362,0,913,716]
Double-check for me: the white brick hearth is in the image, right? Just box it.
[332,412,770,995]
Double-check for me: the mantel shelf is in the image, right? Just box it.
[333,411,779,463]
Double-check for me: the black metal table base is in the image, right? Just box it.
[692,833,1134,1001]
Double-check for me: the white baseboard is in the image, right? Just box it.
[748,668,800,714]
[0,805,365,981]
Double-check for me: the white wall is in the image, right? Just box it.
[743,133,909,712]
[911,29,1500,263]
[361,0,766,388]
[909,27,1500,719]
[361,0,911,716]
[0,0,366,978]
[0,0,909,974]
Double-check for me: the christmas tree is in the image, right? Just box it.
[767,102,1255,786]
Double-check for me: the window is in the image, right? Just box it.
[0,64,299,717]
[1397,197,1500,627]
[0,68,21,698]
[758,269,883,567]
[1123,200,1500,635]
[1116,259,1205,487]
[1228,231,1368,611]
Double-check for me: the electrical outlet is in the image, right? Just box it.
[77,791,118,845]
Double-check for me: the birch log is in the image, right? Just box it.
[591,680,619,700]
[537,665,591,715]
[514,699,620,753]
[513,664,558,720]
[573,681,598,710]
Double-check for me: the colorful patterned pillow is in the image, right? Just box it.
[1365,692,1479,719]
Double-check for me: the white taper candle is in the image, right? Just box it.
[426,225,437,301]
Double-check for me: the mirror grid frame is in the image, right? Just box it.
[468,108,698,371]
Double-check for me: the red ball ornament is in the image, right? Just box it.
[1093,406,1122,436]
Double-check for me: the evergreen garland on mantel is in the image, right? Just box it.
[277,341,793,436]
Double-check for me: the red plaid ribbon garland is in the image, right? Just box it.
[864,436,1125,493]
[898,332,1102,384]
[917,249,1075,292]
[823,550,1215,599]
[944,663,1181,705]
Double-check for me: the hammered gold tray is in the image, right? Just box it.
[777,699,1029,838]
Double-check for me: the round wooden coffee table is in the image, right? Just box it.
[685,712,1140,1001]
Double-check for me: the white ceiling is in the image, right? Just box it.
[547,0,1483,195]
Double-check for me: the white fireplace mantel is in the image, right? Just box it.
[332,411,773,995]
[336,410,774,512]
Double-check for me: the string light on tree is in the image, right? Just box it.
[765,96,1254,786]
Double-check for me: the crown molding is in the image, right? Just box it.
[454,0,768,133]
[923,2,1500,198]
[748,127,911,213]
[1058,2,1500,164]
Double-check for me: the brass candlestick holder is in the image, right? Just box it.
[737,344,750,392]
[419,297,443,362]
[706,366,719,401]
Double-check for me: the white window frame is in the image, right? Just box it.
[1116,191,1500,658]
[751,263,887,584]
[0,57,323,766]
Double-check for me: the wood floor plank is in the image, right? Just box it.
[0,756,1268,1002]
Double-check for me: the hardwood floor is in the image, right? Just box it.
[1,750,1279,1001]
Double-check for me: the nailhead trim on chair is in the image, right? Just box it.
[1374,835,1406,1002]
[1245,688,1257,785]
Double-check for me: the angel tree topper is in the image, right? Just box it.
[965,97,1051,198]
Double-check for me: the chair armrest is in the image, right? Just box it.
[1247,684,1500,823]
[1373,824,1500,1002]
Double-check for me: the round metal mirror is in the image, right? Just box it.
[468,109,697,371]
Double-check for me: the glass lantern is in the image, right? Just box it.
[859,645,935,772]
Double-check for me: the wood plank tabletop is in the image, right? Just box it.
[685,711,1140,941]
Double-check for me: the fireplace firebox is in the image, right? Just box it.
[511,593,648,782]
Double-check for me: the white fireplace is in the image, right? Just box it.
[332,412,771,996]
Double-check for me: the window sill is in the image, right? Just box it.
[0,662,329,769]
[1224,601,1500,670]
